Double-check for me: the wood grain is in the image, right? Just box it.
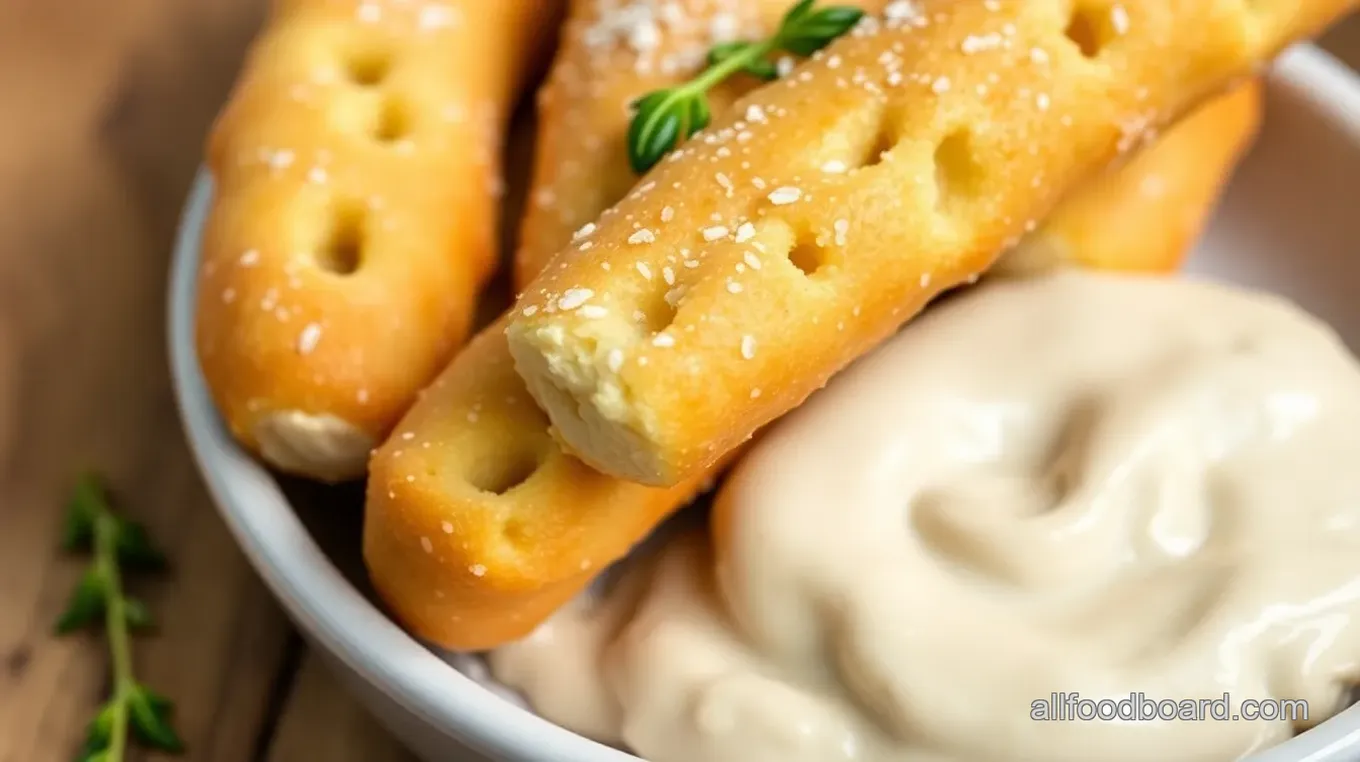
[267,653,418,762]
[0,0,296,761]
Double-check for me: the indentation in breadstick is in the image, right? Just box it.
[318,200,366,274]
[1063,3,1122,59]
[344,39,393,86]
[466,439,546,497]
[371,96,413,143]
[933,128,986,212]
[196,1,558,482]
[506,0,1355,486]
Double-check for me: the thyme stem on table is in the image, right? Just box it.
[56,473,182,762]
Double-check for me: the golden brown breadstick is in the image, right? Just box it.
[364,316,726,650]
[195,0,558,482]
[516,1,1261,291]
[506,0,1354,486]
[997,77,1263,276]
[362,0,1262,649]
[514,0,798,290]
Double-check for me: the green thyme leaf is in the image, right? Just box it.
[76,749,110,762]
[55,568,106,634]
[128,683,184,753]
[777,6,865,56]
[113,519,167,571]
[627,90,686,174]
[687,96,712,137]
[782,0,817,26]
[75,703,116,762]
[623,0,864,174]
[55,472,182,760]
[742,57,780,81]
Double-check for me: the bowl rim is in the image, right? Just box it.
[169,42,1360,762]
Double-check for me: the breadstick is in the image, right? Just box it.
[997,77,1262,276]
[516,1,1261,291]
[513,0,798,290]
[362,0,1260,649]
[506,0,1354,486]
[195,0,558,482]
[364,315,726,650]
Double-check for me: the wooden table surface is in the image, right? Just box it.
[0,2,1356,761]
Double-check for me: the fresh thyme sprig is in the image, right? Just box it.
[626,0,865,174]
[56,473,183,762]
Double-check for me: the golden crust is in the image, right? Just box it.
[506,0,1354,487]
[516,1,1262,292]
[363,315,725,650]
[998,77,1263,276]
[195,0,558,482]
[513,0,800,290]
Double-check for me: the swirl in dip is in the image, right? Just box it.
[489,270,1360,762]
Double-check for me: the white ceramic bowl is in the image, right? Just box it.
[169,44,1360,762]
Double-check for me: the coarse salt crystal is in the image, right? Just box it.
[636,262,653,280]
[419,4,459,30]
[580,305,609,319]
[628,19,661,53]
[768,187,802,205]
[558,288,594,310]
[522,305,538,317]
[441,521,454,534]
[961,33,1002,54]
[703,225,729,241]
[735,222,756,243]
[885,0,922,23]
[628,228,656,244]
[740,335,756,359]
[297,323,323,354]
[573,222,596,240]
[420,536,433,553]
[726,281,743,294]
[1110,4,1130,34]
[821,160,847,173]
[652,333,675,347]
[661,205,674,222]
[607,349,625,373]
[743,252,762,270]
[710,12,739,42]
